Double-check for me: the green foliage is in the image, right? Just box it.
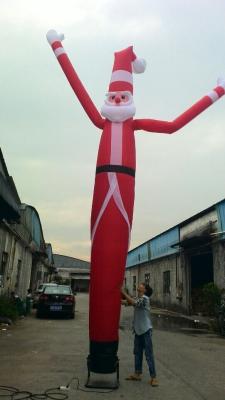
[54,275,70,285]
[0,295,19,320]
[201,282,221,316]
[192,283,221,316]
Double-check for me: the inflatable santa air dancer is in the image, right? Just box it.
[46,30,225,382]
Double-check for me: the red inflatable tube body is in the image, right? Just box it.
[90,119,135,344]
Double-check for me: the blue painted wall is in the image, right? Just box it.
[217,200,225,235]
[127,227,179,268]
[127,242,150,268]
[150,227,179,260]
[127,199,225,269]
[32,211,42,247]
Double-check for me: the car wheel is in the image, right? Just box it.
[70,312,75,319]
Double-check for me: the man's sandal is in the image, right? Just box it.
[126,374,142,381]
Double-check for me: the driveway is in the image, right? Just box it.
[0,293,225,399]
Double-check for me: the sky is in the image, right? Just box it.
[1,0,225,261]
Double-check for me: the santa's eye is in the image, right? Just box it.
[121,95,125,100]
[111,95,115,100]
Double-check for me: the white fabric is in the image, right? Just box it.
[132,58,146,74]
[110,70,133,85]
[109,173,131,245]
[91,173,117,242]
[110,123,123,165]
[217,77,225,90]
[207,90,219,103]
[46,29,64,45]
[54,47,66,58]
[101,102,136,122]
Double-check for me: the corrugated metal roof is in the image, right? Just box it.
[0,148,21,221]
[128,197,225,254]
[53,254,90,270]
[127,198,225,268]
[0,173,20,221]
[150,227,179,260]
[126,242,149,268]
[217,200,225,239]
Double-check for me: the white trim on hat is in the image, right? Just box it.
[110,70,133,85]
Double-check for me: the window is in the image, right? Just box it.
[145,273,150,286]
[163,271,171,294]
[36,271,42,281]
[0,252,8,286]
[15,260,22,289]
[133,276,136,294]
[0,252,8,275]
[43,272,48,281]
[44,286,71,295]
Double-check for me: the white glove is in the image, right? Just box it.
[46,29,65,45]
[217,77,225,89]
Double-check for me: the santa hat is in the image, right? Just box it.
[108,46,146,94]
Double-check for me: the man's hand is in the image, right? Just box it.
[217,77,225,90]
[46,29,65,45]
[121,287,135,305]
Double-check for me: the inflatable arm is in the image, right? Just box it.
[46,30,104,129]
[133,79,225,134]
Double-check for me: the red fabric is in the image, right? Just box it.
[133,95,213,133]
[109,46,136,93]
[112,46,135,73]
[52,41,62,51]
[56,50,104,129]
[214,86,225,97]
[109,81,133,93]
[90,172,135,341]
[96,119,136,169]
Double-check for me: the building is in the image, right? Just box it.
[0,149,53,298]
[53,254,90,292]
[125,199,225,314]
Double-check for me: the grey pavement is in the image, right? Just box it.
[0,293,225,400]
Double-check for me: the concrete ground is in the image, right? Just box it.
[0,293,225,400]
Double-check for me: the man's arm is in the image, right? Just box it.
[133,79,225,134]
[121,288,136,305]
[46,30,104,130]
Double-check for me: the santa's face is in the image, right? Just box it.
[101,91,136,122]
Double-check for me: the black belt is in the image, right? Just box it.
[96,164,135,177]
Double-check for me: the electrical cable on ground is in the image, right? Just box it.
[65,376,115,393]
[0,377,115,400]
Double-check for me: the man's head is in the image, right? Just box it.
[101,46,146,122]
[137,282,153,298]
[101,90,136,122]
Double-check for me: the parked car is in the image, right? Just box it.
[33,283,57,308]
[36,285,75,318]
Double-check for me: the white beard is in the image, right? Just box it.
[100,103,136,122]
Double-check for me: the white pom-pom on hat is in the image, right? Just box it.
[132,58,146,74]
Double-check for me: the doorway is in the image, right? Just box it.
[190,252,213,313]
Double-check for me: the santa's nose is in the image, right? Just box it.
[115,96,121,104]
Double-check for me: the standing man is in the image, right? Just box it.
[121,283,158,386]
